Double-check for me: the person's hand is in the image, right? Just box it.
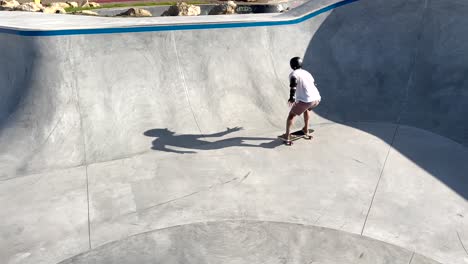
[288,99,295,107]
[227,127,243,133]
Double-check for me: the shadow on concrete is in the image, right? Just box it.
[0,35,36,132]
[144,127,281,154]
[302,1,468,198]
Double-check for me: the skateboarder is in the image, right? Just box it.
[280,57,321,145]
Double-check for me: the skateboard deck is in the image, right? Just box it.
[278,129,314,145]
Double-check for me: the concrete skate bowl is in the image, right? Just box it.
[0,0,467,264]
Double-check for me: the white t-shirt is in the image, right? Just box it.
[289,69,321,103]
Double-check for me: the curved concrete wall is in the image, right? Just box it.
[0,0,467,180]
[301,0,468,146]
[0,36,84,179]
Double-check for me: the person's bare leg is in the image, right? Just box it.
[285,113,295,140]
[303,110,310,134]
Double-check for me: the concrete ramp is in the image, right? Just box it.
[0,0,467,264]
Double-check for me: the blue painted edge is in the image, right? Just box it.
[0,0,358,36]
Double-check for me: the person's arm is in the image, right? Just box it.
[289,76,297,104]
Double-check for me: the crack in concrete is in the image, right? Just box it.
[117,175,245,220]
[408,252,415,264]
[141,178,235,211]
[457,231,468,257]
[17,101,70,174]
[353,158,364,164]
[239,171,251,183]
[339,221,347,230]
[313,209,328,225]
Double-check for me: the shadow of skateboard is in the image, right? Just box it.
[278,129,315,146]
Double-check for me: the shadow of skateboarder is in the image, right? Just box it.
[143,127,281,154]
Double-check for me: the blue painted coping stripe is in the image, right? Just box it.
[0,0,358,36]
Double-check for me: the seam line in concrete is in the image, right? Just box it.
[360,0,429,238]
[171,32,204,137]
[85,165,91,250]
[77,101,92,250]
[360,124,399,236]
[72,54,92,250]
[397,0,428,125]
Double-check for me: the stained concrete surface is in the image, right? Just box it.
[0,0,467,263]
[0,167,89,264]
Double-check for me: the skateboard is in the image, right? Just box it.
[278,129,315,146]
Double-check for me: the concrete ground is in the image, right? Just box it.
[0,0,467,264]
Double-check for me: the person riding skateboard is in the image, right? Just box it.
[280,57,321,145]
